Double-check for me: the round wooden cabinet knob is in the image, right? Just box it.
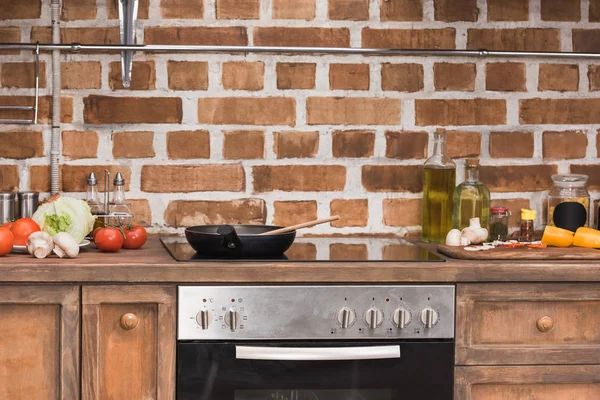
[120,313,140,331]
[536,316,554,333]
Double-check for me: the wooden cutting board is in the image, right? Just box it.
[437,244,600,260]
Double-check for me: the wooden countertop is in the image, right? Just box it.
[0,237,599,283]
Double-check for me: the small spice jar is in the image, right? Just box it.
[547,174,590,232]
[519,209,536,242]
[490,207,510,241]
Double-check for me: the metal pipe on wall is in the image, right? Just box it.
[49,1,61,195]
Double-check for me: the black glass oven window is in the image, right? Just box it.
[235,389,392,400]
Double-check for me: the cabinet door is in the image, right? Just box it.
[456,365,600,400]
[0,285,79,400]
[82,285,176,400]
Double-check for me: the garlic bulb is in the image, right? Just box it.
[53,232,79,258]
[27,232,54,259]
[446,229,471,247]
[461,218,489,245]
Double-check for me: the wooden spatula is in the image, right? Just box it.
[258,216,340,236]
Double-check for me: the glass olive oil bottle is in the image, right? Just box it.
[422,130,456,243]
[452,158,490,232]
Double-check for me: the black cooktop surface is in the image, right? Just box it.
[161,236,444,262]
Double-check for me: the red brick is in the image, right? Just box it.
[62,0,96,20]
[62,130,98,160]
[253,165,346,192]
[329,64,370,90]
[0,96,72,124]
[362,28,455,49]
[381,63,424,92]
[588,65,600,91]
[167,130,210,159]
[573,30,600,53]
[164,199,266,227]
[142,165,245,192]
[486,62,526,92]
[447,130,481,158]
[129,199,152,227]
[62,165,131,192]
[598,131,600,157]
[216,0,260,19]
[0,28,21,55]
[0,0,41,19]
[330,244,368,260]
[592,1,600,22]
[161,0,203,19]
[415,99,506,126]
[434,0,478,21]
[276,63,316,89]
[383,199,422,226]
[222,62,264,91]
[109,61,155,90]
[29,165,50,192]
[307,98,401,125]
[198,98,295,126]
[108,0,149,18]
[33,27,121,45]
[61,62,101,90]
[385,131,428,160]
[0,165,19,191]
[434,63,476,91]
[541,0,580,21]
[538,64,579,92]
[491,198,531,228]
[328,0,369,20]
[0,131,43,159]
[330,199,368,227]
[1,62,46,89]
[480,165,557,192]
[112,131,155,159]
[543,131,588,159]
[273,131,319,159]
[254,27,350,47]
[167,61,208,90]
[489,131,534,158]
[145,27,248,46]
[84,96,182,124]
[273,0,315,20]
[285,243,317,260]
[520,99,600,124]
[467,28,561,51]
[332,130,375,158]
[381,0,423,21]
[487,0,529,21]
[570,165,600,190]
[362,165,422,192]
[273,201,317,226]
[223,130,265,159]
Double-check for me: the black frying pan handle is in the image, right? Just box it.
[217,225,243,251]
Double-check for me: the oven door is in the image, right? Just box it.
[177,340,454,400]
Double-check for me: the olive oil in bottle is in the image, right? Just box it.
[422,131,456,243]
[452,158,490,232]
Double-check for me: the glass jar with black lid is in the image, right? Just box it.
[547,174,590,232]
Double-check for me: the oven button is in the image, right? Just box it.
[337,307,356,329]
[195,310,214,330]
[364,308,383,329]
[392,308,412,329]
[224,308,241,332]
[419,307,439,329]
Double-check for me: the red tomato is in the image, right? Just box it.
[0,227,14,256]
[94,227,124,252]
[2,222,14,230]
[10,218,41,246]
[93,227,103,240]
[123,225,147,249]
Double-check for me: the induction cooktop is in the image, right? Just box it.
[161,236,444,262]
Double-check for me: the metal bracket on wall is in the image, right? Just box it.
[0,43,39,125]
[118,0,139,88]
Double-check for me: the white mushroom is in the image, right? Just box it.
[53,232,79,258]
[446,229,471,247]
[460,218,489,245]
[27,231,54,259]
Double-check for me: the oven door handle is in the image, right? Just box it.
[235,345,401,361]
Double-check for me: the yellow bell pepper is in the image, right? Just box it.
[541,226,574,247]
[573,227,600,249]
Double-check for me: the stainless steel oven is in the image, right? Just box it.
[177,286,455,400]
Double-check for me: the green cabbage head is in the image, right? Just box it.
[32,194,96,243]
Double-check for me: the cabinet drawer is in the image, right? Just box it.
[456,283,600,365]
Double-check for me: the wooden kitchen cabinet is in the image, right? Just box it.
[82,285,176,400]
[0,285,79,400]
[456,283,600,365]
[455,365,600,400]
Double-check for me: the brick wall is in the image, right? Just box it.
[1,0,599,233]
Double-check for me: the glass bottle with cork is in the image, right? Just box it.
[452,158,490,232]
[422,129,456,243]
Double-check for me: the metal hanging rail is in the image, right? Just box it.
[1,42,600,59]
[0,43,39,125]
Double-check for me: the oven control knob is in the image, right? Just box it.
[224,309,241,331]
[196,309,213,330]
[364,308,383,329]
[337,307,356,329]
[392,308,411,329]
[419,307,439,329]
